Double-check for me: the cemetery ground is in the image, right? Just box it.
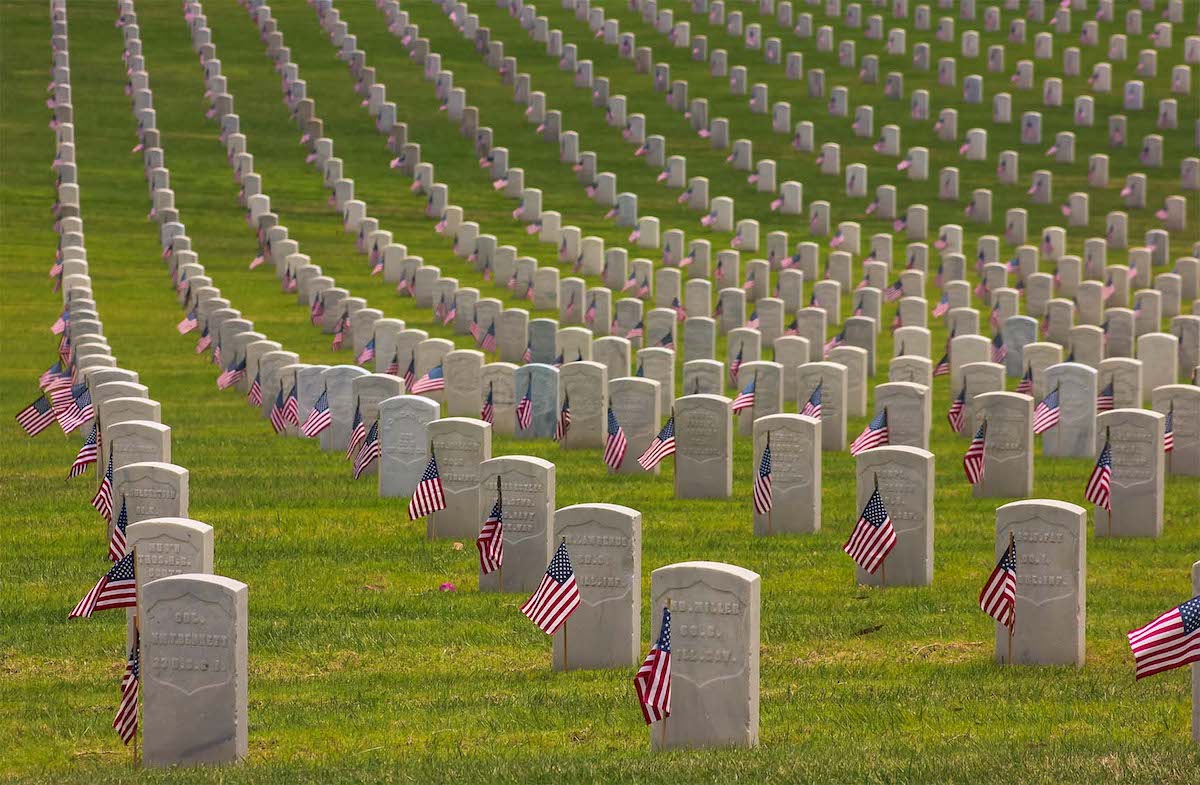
[4,0,1199,783]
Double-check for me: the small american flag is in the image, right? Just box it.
[69,551,137,619]
[481,384,495,424]
[60,386,94,433]
[1127,595,1200,680]
[17,395,57,437]
[1164,404,1174,452]
[823,330,845,359]
[477,322,497,353]
[411,364,445,395]
[671,297,687,321]
[1033,385,1061,434]
[300,389,332,437]
[195,325,211,353]
[637,416,676,470]
[113,631,139,744]
[850,409,889,456]
[564,294,576,320]
[729,344,743,384]
[746,309,760,329]
[627,320,644,341]
[932,294,950,318]
[177,310,198,334]
[441,300,457,327]
[69,424,99,478]
[555,393,572,442]
[516,381,533,431]
[353,422,381,480]
[933,353,950,377]
[979,539,1017,628]
[407,455,447,520]
[216,359,247,390]
[477,498,503,575]
[732,375,757,414]
[1015,366,1033,395]
[633,607,672,724]
[1084,437,1113,512]
[947,388,967,433]
[247,371,262,406]
[742,271,756,292]
[92,447,114,523]
[346,402,367,461]
[883,281,903,302]
[330,312,348,351]
[403,356,416,392]
[752,440,773,514]
[310,296,325,325]
[990,333,1007,363]
[584,298,597,326]
[357,338,376,365]
[963,421,987,484]
[604,406,628,470]
[270,385,289,434]
[51,308,68,335]
[801,381,823,419]
[844,485,897,575]
[520,541,581,635]
[386,350,401,377]
[108,497,128,562]
[553,351,566,369]
[1096,381,1114,412]
[522,342,533,363]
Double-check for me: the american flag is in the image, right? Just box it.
[1164,404,1174,452]
[990,333,1007,364]
[113,631,140,745]
[441,299,457,327]
[555,393,572,442]
[635,361,644,378]
[553,351,565,369]
[637,416,676,470]
[979,539,1017,628]
[522,342,533,363]
[746,309,760,329]
[310,296,325,325]
[584,298,597,326]
[346,401,367,460]
[1127,595,1200,680]
[655,332,674,351]
[407,454,447,520]
[477,498,503,575]
[633,607,672,724]
[801,381,823,419]
[671,297,687,321]
[357,338,376,365]
[92,446,114,523]
[108,497,128,562]
[742,271,756,292]
[1096,381,1114,412]
[331,313,348,351]
[785,316,799,336]
[177,310,199,334]
[947,388,967,433]
[51,308,68,335]
[411,364,445,395]
[386,350,401,377]
[963,420,987,484]
[481,384,494,424]
[60,386,95,433]
[1015,366,1033,395]
[564,294,576,320]
[69,423,99,478]
[477,322,497,353]
[729,344,743,384]
[270,385,289,434]
[823,330,845,359]
[989,303,1001,332]
[69,551,137,619]
[403,356,416,391]
[39,360,66,388]
[300,389,332,437]
[604,406,628,470]
[247,371,262,406]
[850,409,890,456]
[844,485,897,575]
[1084,437,1113,512]
[752,440,773,515]
[17,395,57,437]
[516,381,533,431]
[217,359,247,390]
[627,320,644,341]
[732,376,757,414]
[883,281,904,302]
[520,541,581,635]
[353,422,381,480]
[933,353,950,377]
[195,325,211,353]
[1033,385,1061,434]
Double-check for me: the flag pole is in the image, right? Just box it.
[496,476,504,594]
[1006,531,1015,666]
[561,536,569,673]
[765,432,773,536]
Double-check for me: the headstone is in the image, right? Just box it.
[873,382,931,450]
[426,417,492,539]
[753,414,821,535]
[675,394,733,498]
[514,364,560,439]
[1094,409,1165,538]
[378,395,439,497]
[973,392,1034,497]
[113,462,188,532]
[478,456,555,593]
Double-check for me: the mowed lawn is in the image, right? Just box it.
[1,1,1197,783]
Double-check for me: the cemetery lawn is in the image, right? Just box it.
[2,0,1197,783]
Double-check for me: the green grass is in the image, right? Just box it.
[2,0,1197,782]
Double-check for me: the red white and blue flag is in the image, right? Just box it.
[477,499,504,575]
[1127,595,1200,680]
[850,409,889,456]
[407,455,447,520]
[637,416,676,470]
[979,540,1017,628]
[963,421,987,484]
[844,486,897,575]
[69,552,137,619]
[1084,437,1113,512]
[69,424,99,478]
[633,607,672,724]
[520,541,581,635]
[604,406,628,471]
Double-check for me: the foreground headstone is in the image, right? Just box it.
[753,414,821,535]
[141,574,248,767]
[426,418,491,539]
[855,447,934,586]
[478,456,555,594]
[995,500,1087,666]
[675,394,733,498]
[1094,409,1165,538]
[649,561,760,751]
[552,503,642,670]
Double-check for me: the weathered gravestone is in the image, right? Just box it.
[1042,363,1097,457]
[609,377,662,475]
[675,394,733,498]
[551,504,642,670]
[1153,385,1199,477]
[994,500,1086,666]
[854,447,934,587]
[378,395,439,497]
[753,414,821,535]
[972,392,1034,498]
[426,417,491,539]
[649,562,760,750]
[113,463,188,544]
[141,574,248,767]
[559,361,607,449]
[872,382,930,450]
[478,456,555,594]
[514,363,559,439]
[1094,409,1165,538]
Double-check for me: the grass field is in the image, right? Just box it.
[2,0,1198,782]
